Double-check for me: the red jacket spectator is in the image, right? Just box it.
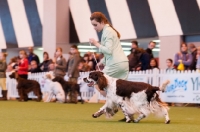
[18,58,29,75]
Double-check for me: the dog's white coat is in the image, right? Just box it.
[43,74,65,103]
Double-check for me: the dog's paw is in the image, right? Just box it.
[165,120,170,124]
[125,118,132,123]
[133,120,139,123]
[92,114,98,118]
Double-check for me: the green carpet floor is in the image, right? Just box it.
[0,101,200,132]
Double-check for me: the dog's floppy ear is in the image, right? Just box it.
[46,74,51,79]
[97,75,108,90]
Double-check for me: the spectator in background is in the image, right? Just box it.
[149,58,159,70]
[29,60,42,73]
[146,41,156,59]
[196,46,200,72]
[0,52,8,100]
[86,51,96,70]
[16,50,29,79]
[128,40,142,71]
[66,45,81,83]
[188,43,197,71]
[27,47,40,65]
[78,60,90,72]
[138,48,151,70]
[174,43,192,70]
[39,52,52,72]
[166,59,175,72]
[49,63,55,72]
[54,47,67,78]
[83,54,93,71]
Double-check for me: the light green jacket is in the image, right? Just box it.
[99,24,128,66]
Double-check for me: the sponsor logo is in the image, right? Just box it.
[165,79,187,93]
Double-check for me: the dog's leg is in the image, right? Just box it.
[18,88,24,101]
[79,91,84,104]
[92,103,107,118]
[92,109,105,118]
[118,102,132,123]
[24,93,28,101]
[133,113,146,123]
[163,108,170,124]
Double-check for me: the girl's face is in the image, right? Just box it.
[181,44,187,52]
[91,19,104,32]
[150,60,156,67]
[84,56,89,61]
[70,48,76,54]
[55,50,62,57]
[166,60,172,67]
[44,54,48,60]
[19,52,25,59]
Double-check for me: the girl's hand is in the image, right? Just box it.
[89,38,100,48]
[178,60,182,63]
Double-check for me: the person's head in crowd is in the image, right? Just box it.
[48,63,55,71]
[148,41,156,50]
[90,12,120,38]
[196,46,200,58]
[55,47,63,58]
[150,58,158,68]
[0,52,7,62]
[30,60,38,70]
[43,52,49,61]
[6,65,13,72]
[78,60,90,72]
[70,45,78,55]
[180,43,188,53]
[188,43,196,53]
[83,54,89,62]
[131,40,138,49]
[28,47,34,54]
[19,50,27,59]
[166,59,173,68]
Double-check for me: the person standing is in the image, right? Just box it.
[166,59,175,72]
[27,47,40,65]
[146,41,156,59]
[174,43,192,70]
[0,52,8,100]
[89,12,129,80]
[54,47,67,78]
[39,52,52,72]
[17,50,29,79]
[188,43,197,70]
[66,45,81,83]
[128,40,143,71]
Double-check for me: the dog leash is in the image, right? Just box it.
[89,43,101,71]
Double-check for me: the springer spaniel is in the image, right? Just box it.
[83,71,170,124]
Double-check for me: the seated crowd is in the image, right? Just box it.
[0,41,200,102]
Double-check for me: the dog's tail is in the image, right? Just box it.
[159,80,170,92]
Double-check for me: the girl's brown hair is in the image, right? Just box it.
[90,12,120,39]
[56,47,63,52]
[43,52,49,59]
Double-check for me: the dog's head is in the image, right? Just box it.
[9,72,18,79]
[43,73,54,80]
[83,71,108,90]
